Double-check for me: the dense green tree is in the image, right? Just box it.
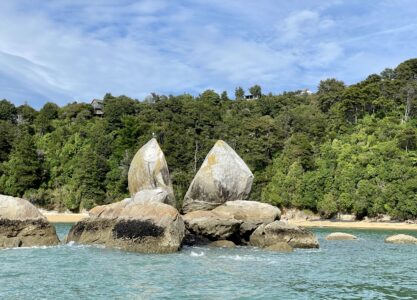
[35,102,60,134]
[0,121,15,162]
[0,128,41,196]
[317,78,345,112]
[104,95,137,130]
[0,99,17,123]
[17,104,37,124]
[395,58,417,81]
[249,85,262,98]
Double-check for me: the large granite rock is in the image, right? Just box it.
[250,221,319,249]
[127,138,175,206]
[182,140,254,213]
[213,200,281,240]
[326,232,357,240]
[183,210,242,242]
[385,234,417,245]
[68,200,185,253]
[0,195,59,248]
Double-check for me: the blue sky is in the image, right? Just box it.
[1,0,417,108]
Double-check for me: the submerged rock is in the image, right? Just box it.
[326,232,357,240]
[127,138,175,206]
[182,140,253,213]
[0,195,59,248]
[209,240,236,248]
[213,200,281,240]
[385,234,417,245]
[68,201,185,253]
[264,242,293,253]
[183,210,242,242]
[249,221,319,249]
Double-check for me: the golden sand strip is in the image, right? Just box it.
[45,213,417,231]
[46,214,88,223]
[288,220,417,231]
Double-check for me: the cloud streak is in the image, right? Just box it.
[0,0,416,108]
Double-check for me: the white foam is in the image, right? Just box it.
[190,251,205,257]
[1,245,59,251]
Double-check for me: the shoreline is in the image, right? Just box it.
[288,220,417,231]
[43,212,417,230]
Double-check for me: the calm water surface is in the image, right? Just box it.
[1,224,416,299]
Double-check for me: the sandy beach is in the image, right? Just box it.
[288,220,417,231]
[45,213,88,223]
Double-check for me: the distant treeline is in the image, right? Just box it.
[1,59,417,220]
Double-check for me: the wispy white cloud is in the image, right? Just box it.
[0,0,416,107]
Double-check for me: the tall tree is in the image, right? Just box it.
[235,87,245,100]
[249,84,262,98]
[0,99,17,123]
[0,128,41,196]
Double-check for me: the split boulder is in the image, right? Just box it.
[182,140,254,213]
[128,138,175,206]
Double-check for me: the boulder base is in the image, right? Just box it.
[183,210,242,242]
[213,200,281,239]
[182,140,253,213]
[133,188,173,204]
[68,201,185,253]
[326,232,357,240]
[250,221,319,249]
[0,195,59,248]
[385,234,417,245]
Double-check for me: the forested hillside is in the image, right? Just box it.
[1,59,417,220]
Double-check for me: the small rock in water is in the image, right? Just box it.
[326,232,357,240]
[250,221,319,249]
[385,234,417,245]
[209,240,236,248]
[264,242,293,253]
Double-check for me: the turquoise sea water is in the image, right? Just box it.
[1,224,417,299]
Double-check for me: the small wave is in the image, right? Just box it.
[65,242,106,249]
[190,251,205,257]
[1,244,60,251]
[218,254,256,261]
[232,255,244,261]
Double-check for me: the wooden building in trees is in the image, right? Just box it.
[91,99,104,116]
